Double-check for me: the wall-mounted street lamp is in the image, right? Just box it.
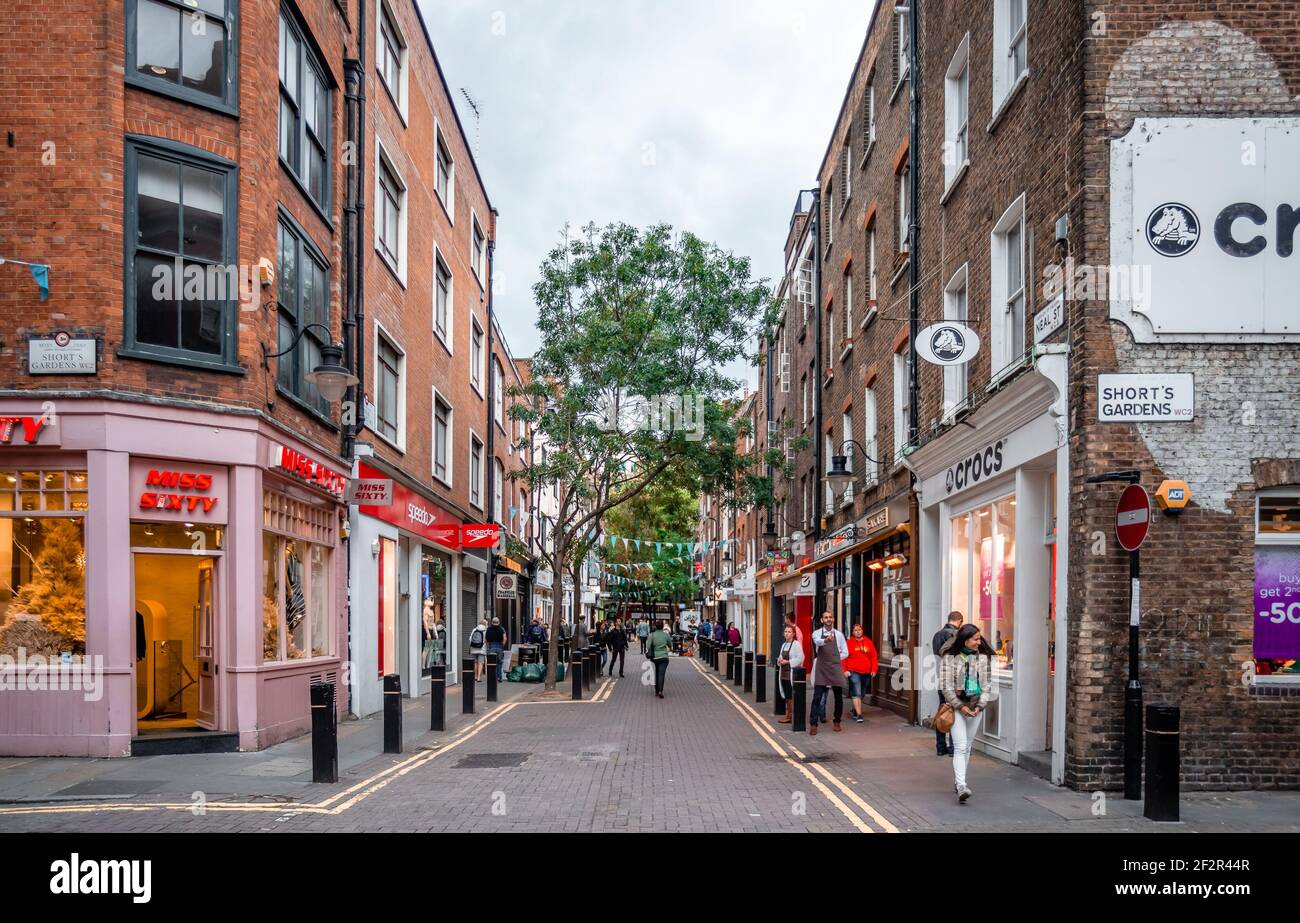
[262,322,358,403]
[824,439,882,491]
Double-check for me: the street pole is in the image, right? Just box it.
[1125,547,1142,800]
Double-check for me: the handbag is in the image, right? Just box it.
[933,701,956,734]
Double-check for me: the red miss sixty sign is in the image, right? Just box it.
[270,443,347,498]
[139,469,218,514]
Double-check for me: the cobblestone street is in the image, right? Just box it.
[2,651,1296,833]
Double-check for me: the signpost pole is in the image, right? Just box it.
[1125,547,1142,800]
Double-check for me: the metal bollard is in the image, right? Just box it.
[571,654,583,700]
[791,667,807,733]
[383,673,403,754]
[733,646,743,686]
[774,660,785,715]
[755,653,766,703]
[716,643,725,674]
[1144,705,1180,822]
[486,653,499,703]
[310,681,338,783]
[462,656,476,715]
[429,663,446,732]
[743,651,753,693]
[584,646,594,689]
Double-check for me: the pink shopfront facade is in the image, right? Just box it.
[0,397,348,757]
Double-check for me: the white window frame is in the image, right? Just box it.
[469,431,485,510]
[944,33,971,193]
[433,245,453,353]
[841,143,852,208]
[432,387,453,487]
[434,119,455,222]
[895,10,910,93]
[864,227,878,322]
[824,179,834,250]
[374,140,407,283]
[990,194,1027,381]
[493,458,505,525]
[373,321,407,452]
[863,386,879,488]
[376,0,409,123]
[993,0,1029,116]
[893,349,910,461]
[943,263,969,420]
[897,166,911,254]
[470,210,487,286]
[840,411,855,508]
[493,358,504,430]
[823,432,835,515]
[470,314,485,397]
[862,79,876,159]
[843,272,853,341]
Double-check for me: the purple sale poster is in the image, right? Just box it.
[1254,545,1300,661]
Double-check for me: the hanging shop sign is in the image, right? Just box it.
[356,462,460,548]
[535,567,554,590]
[27,333,97,374]
[793,572,816,597]
[1097,373,1194,422]
[460,524,500,548]
[130,459,228,524]
[916,322,980,366]
[813,524,858,562]
[496,573,518,600]
[1110,117,1300,342]
[269,443,347,497]
[0,415,59,446]
[346,477,393,505]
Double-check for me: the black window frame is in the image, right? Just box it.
[275,207,333,420]
[278,4,334,217]
[120,134,242,373]
[125,0,239,116]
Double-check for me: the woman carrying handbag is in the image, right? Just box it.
[939,623,995,804]
[775,624,804,724]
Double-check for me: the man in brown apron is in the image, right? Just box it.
[809,611,848,735]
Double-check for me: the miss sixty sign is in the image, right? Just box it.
[139,469,218,514]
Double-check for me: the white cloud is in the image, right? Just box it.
[419,0,876,390]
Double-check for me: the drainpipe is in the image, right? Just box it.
[811,185,826,621]
[905,0,922,725]
[485,228,497,626]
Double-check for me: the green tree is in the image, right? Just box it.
[513,222,772,689]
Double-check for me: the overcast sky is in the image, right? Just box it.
[419,0,876,392]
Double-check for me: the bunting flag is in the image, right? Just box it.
[28,264,50,301]
[634,539,641,551]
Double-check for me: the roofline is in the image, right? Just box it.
[408,0,495,217]
[814,0,886,181]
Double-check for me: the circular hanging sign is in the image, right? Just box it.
[916,323,980,366]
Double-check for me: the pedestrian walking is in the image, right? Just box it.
[469,617,489,682]
[940,623,995,804]
[607,617,628,677]
[844,624,878,724]
[809,611,848,736]
[647,619,672,698]
[572,615,588,651]
[726,622,741,646]
[931,611,963,756]
[593,620,608,672]
[485,616,507,683]
[712,619,725,643]
[775,624,804,724]
[637,618,650,654]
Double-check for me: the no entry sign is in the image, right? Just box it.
[1116,485,1152,551]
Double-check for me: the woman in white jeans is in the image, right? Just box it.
[939,623,995,804]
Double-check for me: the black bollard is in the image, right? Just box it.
[755,653,766,703]
[486,653,499,703]
[774,659,785,715]
[429,663,446,732]
[571,654,583,700]
[584,646,594,689]
[743,651,753,693]
[310,681,338,783]
[733,646,743,686]
[462,656,476,715]
[383,673,403,754]
[791,667,807,733]
[1144,705,1180,822]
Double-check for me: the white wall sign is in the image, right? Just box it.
[1098,373,1194,422]
[28,334,97,374]
[1033,295,1064,344]
[916,322,980,366]
[1110,117,1300,342]
[495,574,517,599]
[793,573,815,597]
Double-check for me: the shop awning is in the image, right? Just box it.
[797,524,909,575]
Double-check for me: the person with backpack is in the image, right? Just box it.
[931,611,963,756]
[646,619,672,698]
[485,616,507,683]
[607,617,628,677]
[469,618,489,682]
[940,622,995,804]
[636,619,651,654]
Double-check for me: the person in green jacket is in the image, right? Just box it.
[646,620,672,699]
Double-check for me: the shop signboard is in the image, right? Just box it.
[356,462,460,548]
[1097,373,1194,422]
[916,322,980,366]
[793,573,815,597]
[269,443,347,498]
[1254,546,1300,660]
[460,524,500,547]
[496,573,517,600]
[129,458,228,524]
[346,477,392,505]
[0,414,59,446]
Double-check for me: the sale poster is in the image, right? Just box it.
[1254,545,1300,661]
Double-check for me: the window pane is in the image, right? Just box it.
[0,517,88,656]
[137,154,181,253]
[311,545,330,657]
[182,16,225,96]
[135,252,178,348]
[279,96,297,166]
[263,532,281,661]
[1259,494,1300,534]
[130,522,224,550]
[278,312,296,391]
[284,540,306,659]
[136,0,180,83]
[994,496,1016,668]
[180,285,225,354]
[282,19,299,99]
[181,165,224,261]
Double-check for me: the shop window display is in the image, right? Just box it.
[0,470,88,657]
[950,495,1016,669]
[421,547,449,674]
[263,533,331,663]
[1255,491,1300,677]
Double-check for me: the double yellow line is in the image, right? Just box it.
[689,658,897,833]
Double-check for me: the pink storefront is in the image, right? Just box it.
[0,397,348,756]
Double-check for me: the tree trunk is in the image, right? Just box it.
[544,538,567,691]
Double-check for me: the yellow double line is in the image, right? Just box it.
[689,658,897,833]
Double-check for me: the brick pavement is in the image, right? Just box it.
[0,651,1296,833]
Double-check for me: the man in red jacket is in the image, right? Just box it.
[843,623,878,725]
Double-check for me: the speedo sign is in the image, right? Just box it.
[944,440,1006,495]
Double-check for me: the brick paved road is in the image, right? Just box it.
[1,649,1297,832]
